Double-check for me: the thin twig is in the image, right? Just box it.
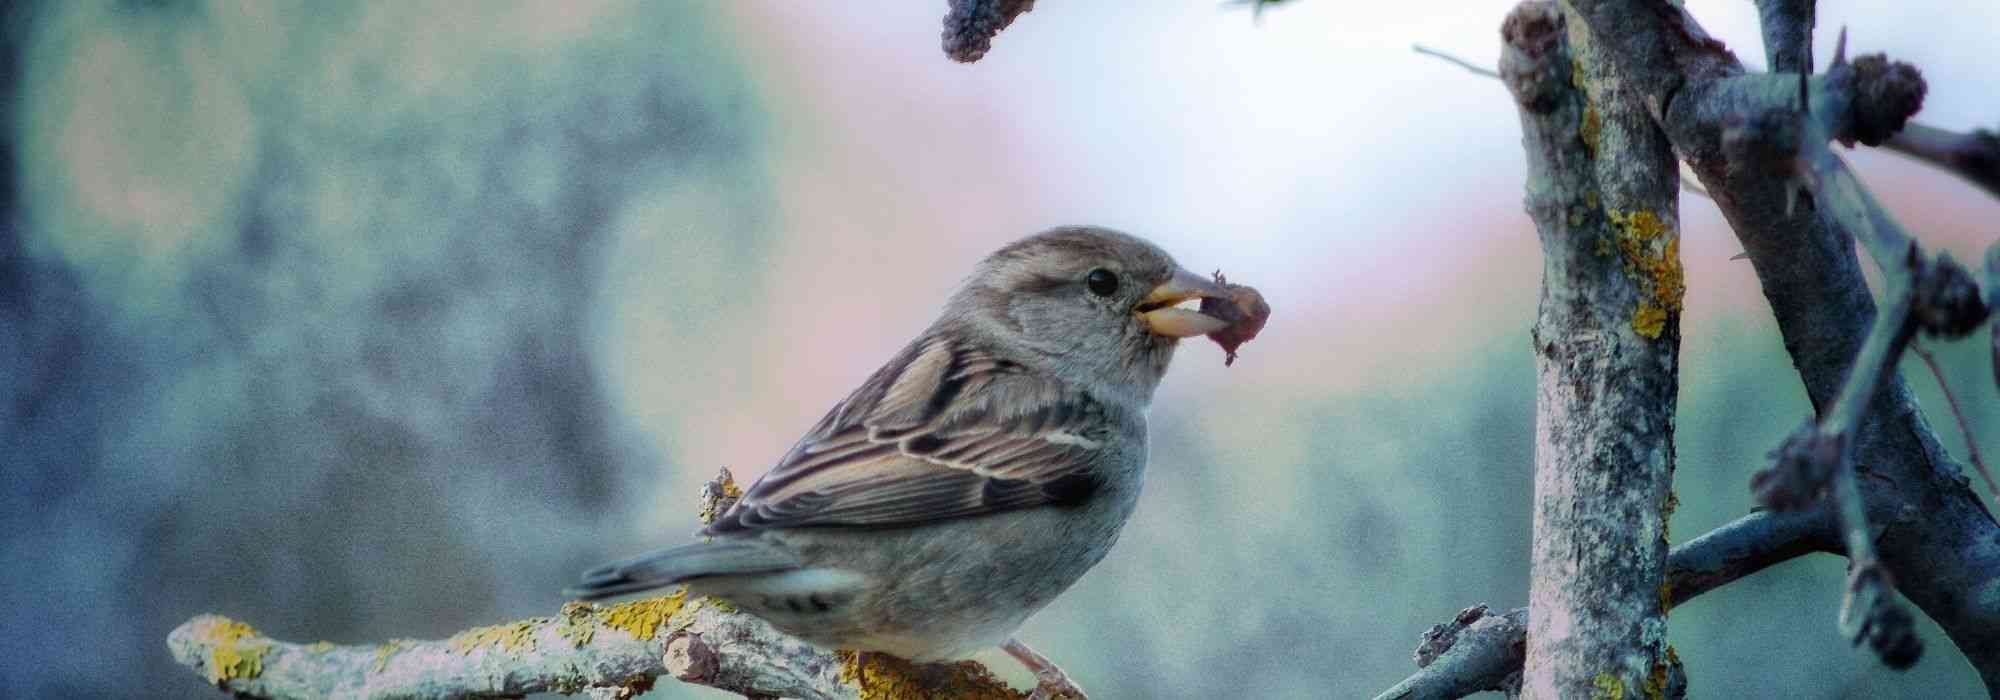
[1412,44,1500,79]
[1911,342,1999,505]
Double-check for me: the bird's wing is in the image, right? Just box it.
[705,335,1119,534]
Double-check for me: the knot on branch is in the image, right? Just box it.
[1721,107,1806,180]
[1842,564,1924,670]
[665,631,721,685]
[1416,604,1491,668]
[1752,420,1838,510]
[942,0,1035,63]
[1836,54,1925,148]
[1909,249,1990,338]
[1392,604,1526,697]
[1498,0,1567,113]
[698,467,745,526]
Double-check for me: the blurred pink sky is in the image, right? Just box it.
[593,1,2000,528]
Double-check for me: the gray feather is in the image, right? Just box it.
[567,540,799,600]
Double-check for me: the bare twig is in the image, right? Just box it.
[1886,123,2000,200]
[1412,44,1500,79]
[1911,342,1999,505]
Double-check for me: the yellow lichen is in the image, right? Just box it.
[1659,579,1675,613]
[191,616,268,685]
[837,651,1027,700]
[1605,208,1686,340]
[448,619,540,655]
[373,639,409,673]
[699,468,746,526]
[598,588,688,642]
[1593,672,1626,700]
[1632,302,1668,339]
[558,601,597,648]
[306,641,335,654]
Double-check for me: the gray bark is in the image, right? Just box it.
[1503,2,1686,698]
[1558,0,2000,689]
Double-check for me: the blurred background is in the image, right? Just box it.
[2,1,1996,697]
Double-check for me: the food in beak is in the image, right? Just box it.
[1138,268,1231,339]
[1142,306,1231,338]
[1199,271,1270,366]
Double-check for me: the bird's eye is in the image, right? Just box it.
[1084,268,1119,297]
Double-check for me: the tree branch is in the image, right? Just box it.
[168,469,1029,699]
[1558,0,2000,687]
[1372,509,1835,700]
[1502,2,1685,696]
[1910,342,1999,506]
[1886,123,2000,201]
[1412,44,1500,79]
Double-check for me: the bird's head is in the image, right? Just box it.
[942,226,1230,406]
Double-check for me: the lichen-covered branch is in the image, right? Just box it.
[168,469,1029,700]
[169,596,1025,700]
[1501,3,1685,698]
[1558,0,2000,688]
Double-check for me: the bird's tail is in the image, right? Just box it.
[566,539,801,600]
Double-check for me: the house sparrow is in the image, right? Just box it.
[570,226,1249,698]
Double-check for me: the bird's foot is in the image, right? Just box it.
[1003,637,1088,700]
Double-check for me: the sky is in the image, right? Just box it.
[2,1,1996,698]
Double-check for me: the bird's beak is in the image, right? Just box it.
[1137,267,1230,338]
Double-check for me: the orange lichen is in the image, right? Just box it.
[836,651,1027,700]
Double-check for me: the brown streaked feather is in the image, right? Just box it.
[705,335,1114,534]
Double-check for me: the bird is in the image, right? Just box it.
[569,226,1239,699]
